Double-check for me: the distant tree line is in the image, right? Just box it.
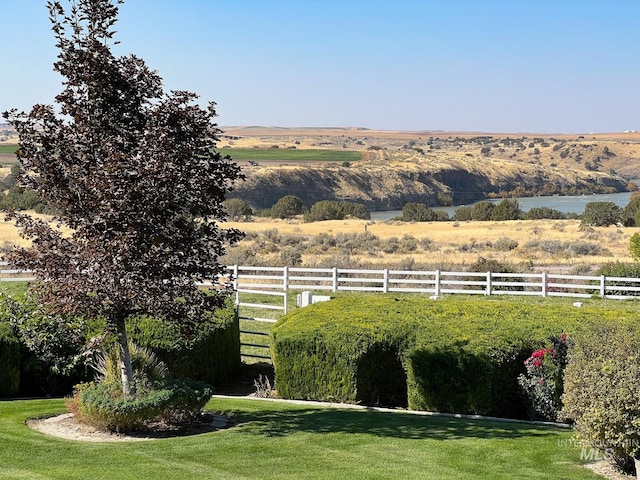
[401,199,577,223]
[224,195,371,223]
[224,194,640,227]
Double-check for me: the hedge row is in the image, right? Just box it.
[271,295,640,419]
[0,323,20,396]
[127,302,241,386]
[0,295,240,397]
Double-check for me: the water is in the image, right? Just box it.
[369,191,634,221]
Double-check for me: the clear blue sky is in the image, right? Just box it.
[2,1,639,133]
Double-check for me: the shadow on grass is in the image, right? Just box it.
[230,406,561,441]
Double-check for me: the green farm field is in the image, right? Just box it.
[0,144,361,164]
[219,148,361,163]
[0,145,18,154]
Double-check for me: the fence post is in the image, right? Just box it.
[541,272,547,297]
[435,270,441,296]
[486,271,492,296]
[383,269,389,293]
[283,266,289,291]
[233,264,239,306]
[283,266,289,314]
[600,275,606,297]
[332,267,338,292]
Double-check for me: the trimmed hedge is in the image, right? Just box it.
[0,322,20,397]
[0,287,240,396]
[271,295,640,418]
[128,301,241,386]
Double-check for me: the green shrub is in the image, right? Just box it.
[0,292,89,396]
[581,201,621,227]
[305,200,345,221]
[70,378,213,432]
[223,198,253,221]
[160,378,214,424]
[453,206,473,221]
[561,322,640,473]
[128,300,240,385]
[517,334,571,422]
[0,289,239,396]
[622,193,640,227]
[0,322,20,397]
[271,195,306,219]
[596,262,640,297]
[630,232,640,261]
[71,342,213,432]
[401,203,448,222]
[470,201,495,221]
[1,293,87,377]
[304,200,370,222]
[272,296,640,419]
[468,256,521,274]
[490,199,522,221]
[341,201,370,220]
[524,207,568,220]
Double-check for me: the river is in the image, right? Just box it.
[369,191,634,221]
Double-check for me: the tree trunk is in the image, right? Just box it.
[115,316,136,397]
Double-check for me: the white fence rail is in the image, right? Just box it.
[226,265,640,317]
[4,263,640,314]
[5,263,639,361]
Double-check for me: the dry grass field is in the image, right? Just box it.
[0,213,72,252]
[0,211,632,273]
[222,217,635,273]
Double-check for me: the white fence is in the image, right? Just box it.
[5,263,640,307]
[5,263,639,360]
[227,265,640,317]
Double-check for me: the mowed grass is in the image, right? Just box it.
[0,397,602,480]
[219,148,361,163]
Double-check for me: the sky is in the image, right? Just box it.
[2,1,640,134]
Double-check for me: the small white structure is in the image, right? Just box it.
[296,291,331,308]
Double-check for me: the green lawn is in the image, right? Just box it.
[0,397,603,480]
[219,148,361,163]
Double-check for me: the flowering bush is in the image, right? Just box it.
[560,323,640,475]
[518,333,571,421]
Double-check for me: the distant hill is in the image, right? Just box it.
[3,126,639,210]
[219,128,639,210]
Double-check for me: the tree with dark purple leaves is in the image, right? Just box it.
[2,0,243,397]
